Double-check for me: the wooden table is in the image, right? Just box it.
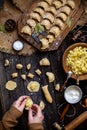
[0,35,87,130]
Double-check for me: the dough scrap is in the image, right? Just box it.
[55,84,60,91]
[39,101,45,110]
[35,69,42,75]
[4,59,10,67]
[27,81,40,92]
[27,64,31,70]
[21,74,26,80]
[39,58,50,66]
[11,73,18,78]
[27,73,34,79]
[16,64,23,69]
[5,80,17,90]
[46,72,55,82]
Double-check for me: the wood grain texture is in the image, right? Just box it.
[0,35,87,130]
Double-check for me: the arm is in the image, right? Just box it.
[0,106,22,130]
[0,95,28,130]
[28,104,44,130]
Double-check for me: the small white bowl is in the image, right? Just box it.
[64,85,82,104]
[12,40,24,51]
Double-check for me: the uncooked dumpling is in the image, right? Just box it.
[27,81,40,92]
[61,6,71,15]
[33,7,45,16]
[53,1,62,9]
[40,38,49,50]
[49,26,60,38]
[37,1,49,11]
[67,0,75,9]
[47,6,57,15]
[27,19,36,28]
[21,25,31,35]
[43,12,54,23]
[54,19,65,30]
[47,34,54,43]
[30,12,41,22]
[44,0,52,5]
[25,98,33,110]
[41,19,51,30]
[56,12,67,22]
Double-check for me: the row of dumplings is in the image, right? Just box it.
[21,0,75,49]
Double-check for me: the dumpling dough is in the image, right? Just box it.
[16,64,23,69]
[39,58,50,66]
[39,101,45,110]
[56,12,67,22]
[47,6,57,15]
[47,34,54,43]
[33,7,45,16]
[49,26,60,38]
[43,13,54,23]
[30,12,41,22]
[27,81,40,92]
[54,19,65,30]
[61,6,71,15]
[40,38,49,50]
[25,98,33,110]
[44,0,52,5]
[37,1,49,11]
[67,0,75,9]
[53,1,62,9]
[5,80,17,90]
[21,25,31,35]
[41,19,51,30]
[27,19,36,28]
[46,72,55,82]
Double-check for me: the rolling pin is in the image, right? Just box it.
[64,111,87,130]
[53,111,87,130]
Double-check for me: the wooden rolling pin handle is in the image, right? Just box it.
[64,111,87,130]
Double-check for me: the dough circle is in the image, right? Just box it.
[5,80,17,90]
[27,81,40,92]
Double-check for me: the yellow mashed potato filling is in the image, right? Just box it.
[66,46,87,75]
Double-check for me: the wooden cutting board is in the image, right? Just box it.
[18,0,84,52]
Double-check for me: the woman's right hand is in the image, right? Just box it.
[28,104,44,124]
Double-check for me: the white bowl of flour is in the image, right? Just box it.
[64,85,82,104]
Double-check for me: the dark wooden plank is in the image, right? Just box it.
[0,41,87,130]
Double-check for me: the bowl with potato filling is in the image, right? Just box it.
[62,43,87,80]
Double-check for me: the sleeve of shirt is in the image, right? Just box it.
[0,106,22,130]
[29,123,44,130]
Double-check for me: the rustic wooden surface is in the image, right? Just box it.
[0,35,87,130]
[0,0,36,56]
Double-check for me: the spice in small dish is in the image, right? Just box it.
[5,19,16,32]
[12,40,24,51]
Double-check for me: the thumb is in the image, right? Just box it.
[20,99,27,112]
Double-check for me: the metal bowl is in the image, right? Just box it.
[64,85,82,104]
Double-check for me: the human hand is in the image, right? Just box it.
[12,95,29,112]
[28,104,44,124]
